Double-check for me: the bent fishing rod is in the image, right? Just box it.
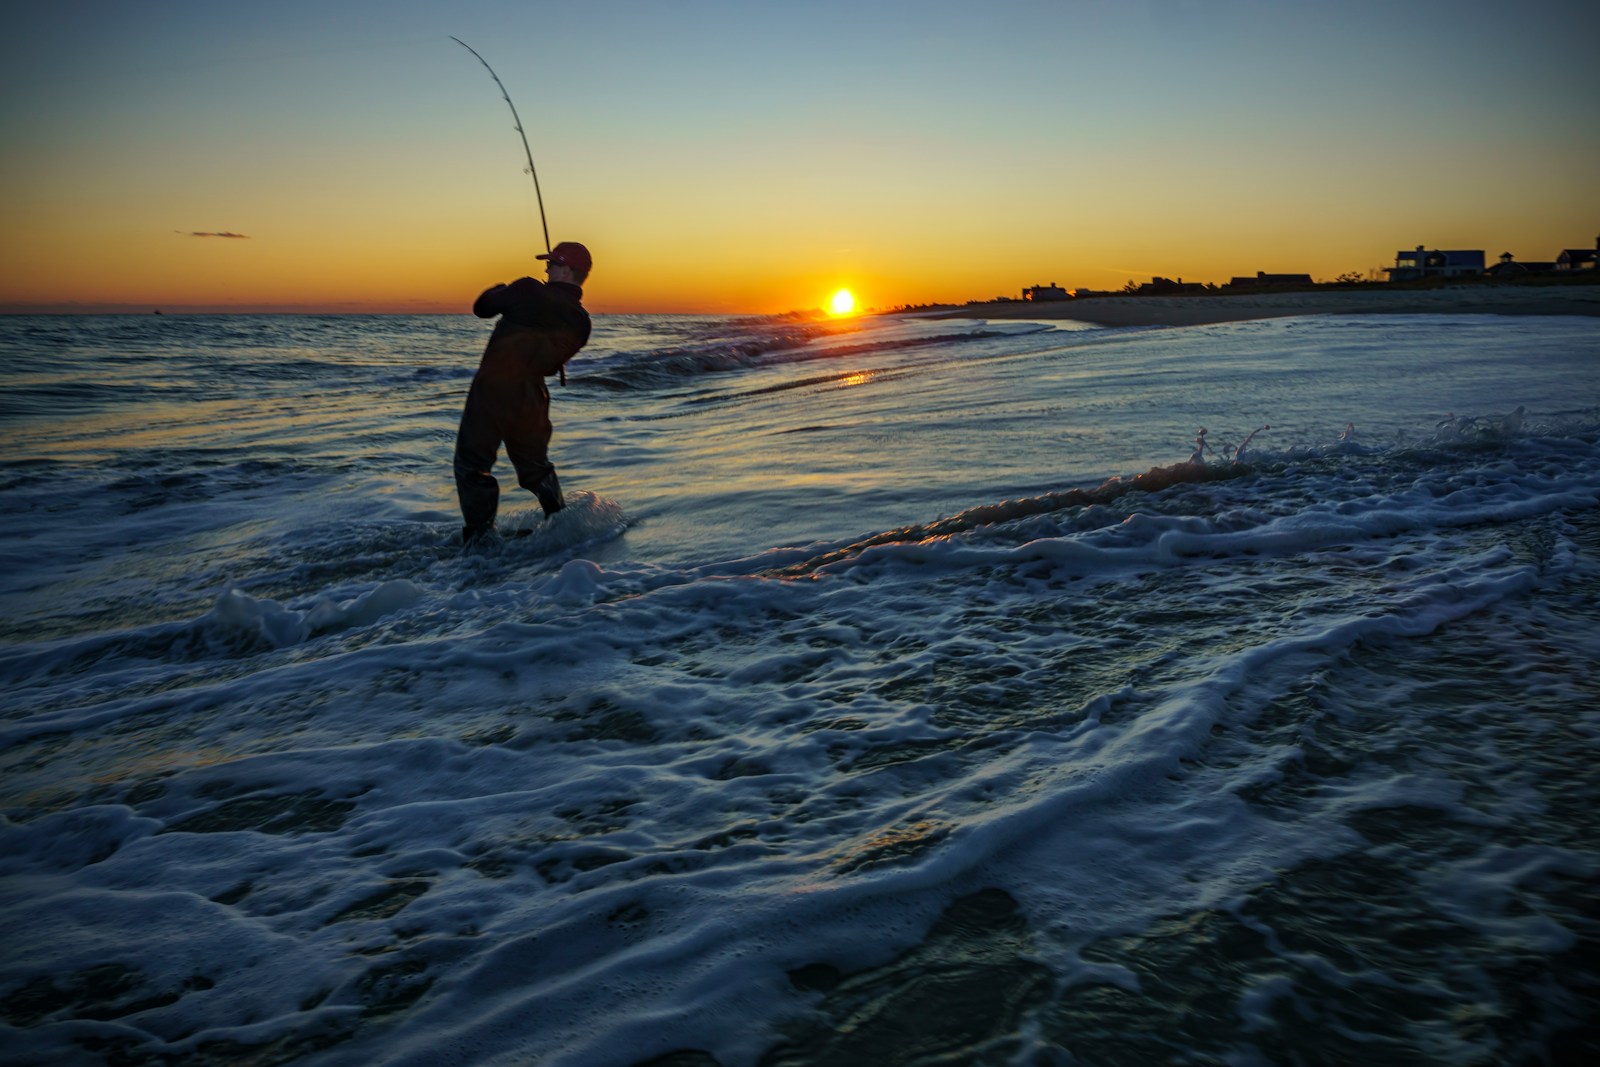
[451,36,551,255]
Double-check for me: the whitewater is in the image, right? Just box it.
[1,308,1597,1066]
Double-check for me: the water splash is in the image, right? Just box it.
[1434,405,1526,444]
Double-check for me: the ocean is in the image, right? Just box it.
[1,307,1597,1066]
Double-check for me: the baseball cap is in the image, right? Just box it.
[538,241,592,274]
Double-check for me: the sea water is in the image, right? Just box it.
[1,308,1597,1065]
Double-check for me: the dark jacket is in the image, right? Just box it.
[473,277,591,381]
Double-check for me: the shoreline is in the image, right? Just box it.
[937,285,1600,327]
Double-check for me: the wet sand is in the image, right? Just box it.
[943,286,1600,327]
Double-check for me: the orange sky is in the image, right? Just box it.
[2,2,1596,315]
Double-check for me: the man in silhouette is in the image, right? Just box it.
[454,241,592,545]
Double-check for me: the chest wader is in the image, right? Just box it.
[454,328,573,542]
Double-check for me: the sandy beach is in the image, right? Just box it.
[944,285,1600,327]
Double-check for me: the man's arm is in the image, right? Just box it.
[473,282,513,319]
[491,278,588,336]
[476,277,567,320]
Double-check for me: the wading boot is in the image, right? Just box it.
[532,468,565,516]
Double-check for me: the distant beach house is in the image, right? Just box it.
[1137,277,1208,295]
[1556,237,1598,272]
[1226,271,1314,289]
[1023,283,1070,301]
[1484,252,1557,279]
[1386,246,1485,282]
[1480,236,1596,278]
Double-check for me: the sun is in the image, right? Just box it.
[827,288,857,316]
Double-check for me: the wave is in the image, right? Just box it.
[575,319,1053,391]
[764,416,1599,580]
[0,492,630,712]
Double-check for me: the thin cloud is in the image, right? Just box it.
[178,230,251,239]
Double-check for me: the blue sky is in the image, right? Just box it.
[3,0,1596,311]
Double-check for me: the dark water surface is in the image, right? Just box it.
[2,311,1597,1065]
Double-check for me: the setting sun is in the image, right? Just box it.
[828,289,857,316]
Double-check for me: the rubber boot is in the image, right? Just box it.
[532,467,564,516]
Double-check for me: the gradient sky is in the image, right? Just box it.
[2,0,1596,314]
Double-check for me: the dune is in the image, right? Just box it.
[944,285,1600,327]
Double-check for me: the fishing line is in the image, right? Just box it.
[451,36,551,255]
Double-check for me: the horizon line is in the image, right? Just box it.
[0,302,764,317]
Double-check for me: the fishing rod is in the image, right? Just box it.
[451,36,551,255]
